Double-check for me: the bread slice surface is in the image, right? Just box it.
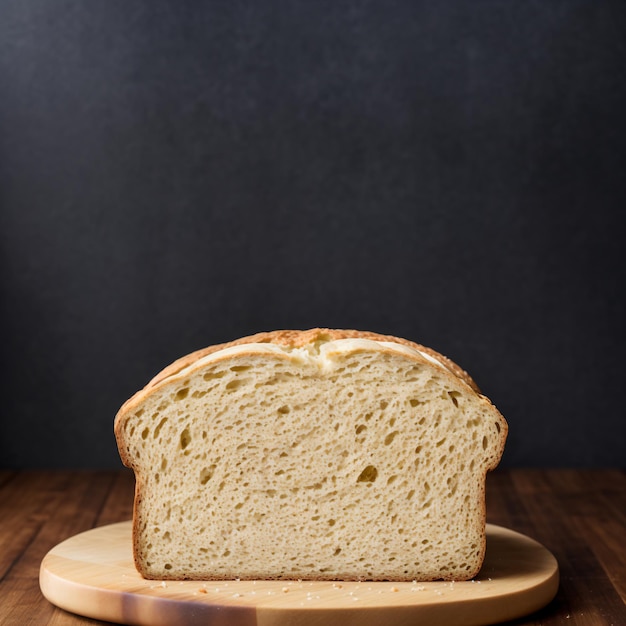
[115,329,507,581]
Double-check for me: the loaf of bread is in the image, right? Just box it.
[115,329,507,581]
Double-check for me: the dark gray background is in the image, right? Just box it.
[1,1,624,468]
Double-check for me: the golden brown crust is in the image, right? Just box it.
[147,329,481,392]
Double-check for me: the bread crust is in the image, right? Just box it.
[148,328,480,390]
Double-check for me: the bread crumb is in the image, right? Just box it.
[120,330,507,582]
[198,588,208,594]
[390,586,399,592]
[282,586,289,593]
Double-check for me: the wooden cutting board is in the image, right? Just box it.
[40,522,558,626]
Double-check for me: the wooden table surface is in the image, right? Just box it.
[0,469,624,625]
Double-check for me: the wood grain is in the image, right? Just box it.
[0,470,624,625]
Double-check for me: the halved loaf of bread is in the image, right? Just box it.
[115,329,507,581]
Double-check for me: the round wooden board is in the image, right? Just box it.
[40,522,558,626]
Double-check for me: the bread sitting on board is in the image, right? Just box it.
[115,329,507,581]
